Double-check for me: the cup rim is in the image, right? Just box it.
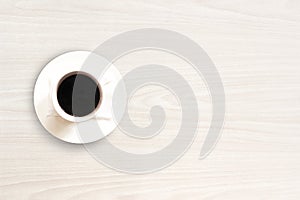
[52,70,103,123]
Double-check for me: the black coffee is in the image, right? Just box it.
[57,72,101,117]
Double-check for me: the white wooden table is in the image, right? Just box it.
[1,0,300,199]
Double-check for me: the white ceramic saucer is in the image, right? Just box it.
[34,51,124,144]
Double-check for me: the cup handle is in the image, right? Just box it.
[46,78,60,118]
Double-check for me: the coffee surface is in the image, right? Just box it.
[57,73,100,117]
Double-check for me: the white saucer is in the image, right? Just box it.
[34,51,124,144]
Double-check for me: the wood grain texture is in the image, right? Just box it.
[1,0,300,199]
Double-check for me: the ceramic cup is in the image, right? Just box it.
[51,71,103,123]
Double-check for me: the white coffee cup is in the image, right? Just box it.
[51,70,103,123]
